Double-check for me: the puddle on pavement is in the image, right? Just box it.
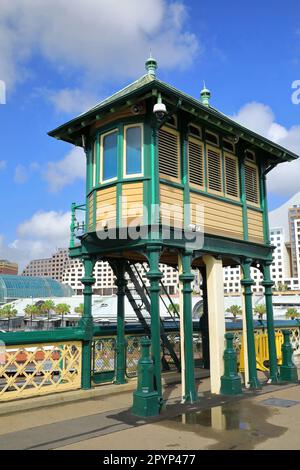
[159,401,287,450]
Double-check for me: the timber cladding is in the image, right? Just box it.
[121,182,144,226]
[88,194,94,231]
[160,183,184,227]
[96,186,117,229]
[247,208,264,243]
[190,192,244,240]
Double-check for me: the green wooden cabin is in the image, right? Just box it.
[49,57,298,410]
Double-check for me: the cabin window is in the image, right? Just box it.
[207,145,222,193]
[188,123,202,138]
[165,114,178,128]
[158,126,180,181]
[101,129,118,182]
[223,139,235,153]
[245,149,256,162]
[224,153,239,198]
[188,136,204,188]
[124,125,143,176]
[205,130,219,146]
[245,162,259,204]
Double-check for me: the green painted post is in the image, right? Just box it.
[146,244,163,407]
[114,261,127,384]
[199,267,210,369]
[180,251,198,403]
[132,337,159,417]
[221,332,243,395]
[262,262,279,383]
[280,330,298,383]
[241,259,261,389]
[70,203,76,248]
[80,256,96,390]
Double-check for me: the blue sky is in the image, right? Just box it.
[0,0,300,268]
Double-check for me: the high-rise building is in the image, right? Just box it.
[22,248,180,295]
[0,260,18,275]
[288,205,300,278]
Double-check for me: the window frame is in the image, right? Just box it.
[187,134,205,191]
[224,152,240,201]
[100,128,118,184]
[158,125,181,183]
[205,129,220,147]
[206,143,223,196]
[244,160,260,207]
[123,123,144,178]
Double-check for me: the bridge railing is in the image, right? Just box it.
[0,320,299,402]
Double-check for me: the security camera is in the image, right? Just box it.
[153,101,167,121]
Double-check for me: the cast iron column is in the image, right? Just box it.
[146,243,163,406]
[114,261,127,384]
[261,261,279,383]
[179,251,198,403]
[240,258,261,389]
[80,255,96,390]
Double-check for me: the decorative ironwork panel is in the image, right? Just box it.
[92,337,116,374]
[126,336,142,377]
[0,341,82,401]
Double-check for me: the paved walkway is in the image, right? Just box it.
[1,376,300,450]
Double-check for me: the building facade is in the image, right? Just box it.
[0,260,18,275]
[23,248,180,295]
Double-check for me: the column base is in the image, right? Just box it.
[181,391,199,404]
[114,377,127,385]
[248,377,262,390]
[221,375,243,396]
[132,391,160,417]
[280,365,298,383]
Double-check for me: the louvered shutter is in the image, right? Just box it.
[245,163,259,204]
[225,154,239,198]
[188,137,204,188]
[207,146,222,193]
[158,127,179,180]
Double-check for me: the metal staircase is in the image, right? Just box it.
[109,260,180,371]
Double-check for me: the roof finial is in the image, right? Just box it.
[145,52,157,77]
[200,81,211,107]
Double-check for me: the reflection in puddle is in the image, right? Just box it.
[161,401,287,449]
[173,405,252,431]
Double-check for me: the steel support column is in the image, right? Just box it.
[114,261,127,384]
[146,244,163,406]
[261,261,279,383]
[240,259,261,389]
[179,251,198,403]
[80,256,96,390]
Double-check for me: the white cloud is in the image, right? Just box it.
[0,160,6,171]
[44,147,85,192]
[0,0,199,94]
[46,88,97,114]
[0,210,70,270]
[232,102,300,196]
[14,162,40,184]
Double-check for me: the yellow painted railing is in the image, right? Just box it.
[239,331,284,372]
[0,341,82,401]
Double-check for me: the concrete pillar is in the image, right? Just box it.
[203,255,226,394]
[199,267,210,369]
